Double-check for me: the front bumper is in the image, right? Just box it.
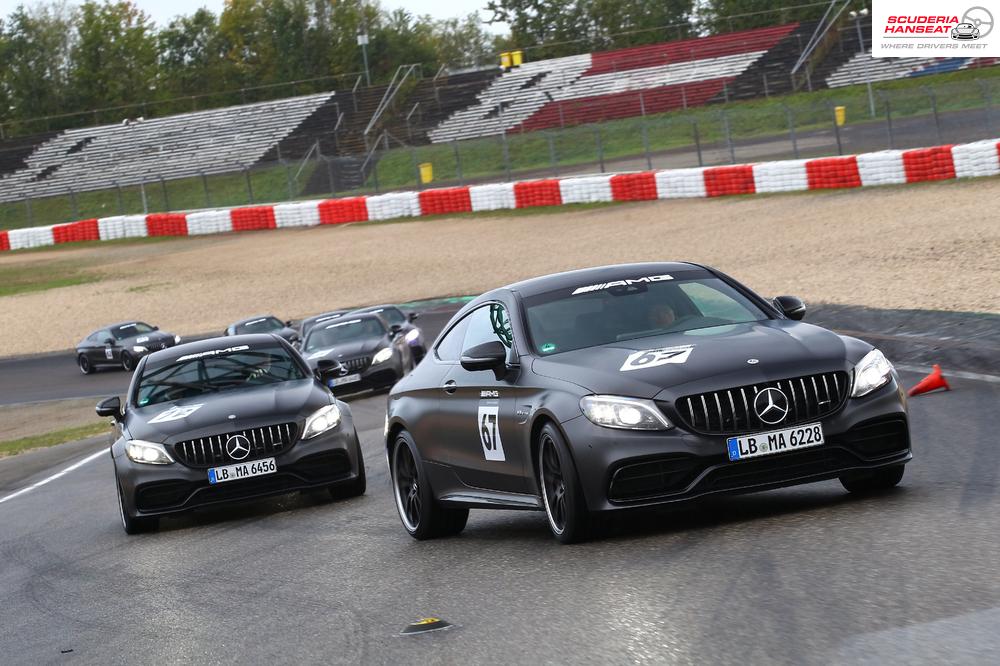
[115,421,362,518]
[326,358,403,395]
[562,378,911,512]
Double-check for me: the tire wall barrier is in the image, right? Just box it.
[2,140,998,252]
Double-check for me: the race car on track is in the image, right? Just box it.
[300,312,414,394]
[98,334,365,533]
[225,315,300,345]
[348,304,426,362]
[385,263,911,543]
[76,321,180,374]
[299,310,350,337]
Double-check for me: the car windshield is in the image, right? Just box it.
[364,307,406,325]
[135,344,307,407]
[303,318,384,352]
[234,316,283,334]
[112,322,155,339]
[302,312,346,335]
[523,276,769,354]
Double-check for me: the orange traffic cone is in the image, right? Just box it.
[908,364,950,397]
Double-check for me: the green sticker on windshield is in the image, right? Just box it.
[541,343,556,353]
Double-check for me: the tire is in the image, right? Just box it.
[78,354,93,375]
[117,480,158,535]
[840,465,905,495]
[538,423,591,544]
[121,351,135,373]
[329,434,367,500]
[390,430,468,540]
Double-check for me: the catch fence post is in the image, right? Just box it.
[115,181,125,214]
[547,133,559,177]
[978,79,994,136]
[244,168,254,204]
[883,96,895,149]
[25,196,33,226]
[200,171,211,207]
[284,161,295,199]
[784,104,799,159]
[500,134,511,181]
[722,112,735,164]
[453,141,464,184]
[69,187,79,220]
[160,176,170,211]
[641,119,652,171]
[325,157,337,196]
[594,129,605,172]
[692,119,703,167]
[410,147,421,190]
[923,86,943,144]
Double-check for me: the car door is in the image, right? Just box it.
[439,302,531,494]
[90,330,114,366]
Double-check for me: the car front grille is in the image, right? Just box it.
[342,356,371,373]
[674,371,849,436]
[173,423,297,467]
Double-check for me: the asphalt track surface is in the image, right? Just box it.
[3,310,1000,663]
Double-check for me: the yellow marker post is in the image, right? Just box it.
[834,105,846,127]
[419,162,433,184]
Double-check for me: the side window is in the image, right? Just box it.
[462,304,513,352]
[435,315,472,362]
[97,330,112,343]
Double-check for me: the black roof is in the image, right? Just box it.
[145,334,284,366]
[229,314,282,327]
[503,262,705,297]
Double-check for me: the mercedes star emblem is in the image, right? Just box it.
[754,387,790,425]
[747,358,759,365]
[225,434,252,460]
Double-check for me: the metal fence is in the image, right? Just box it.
[2,76,999,231]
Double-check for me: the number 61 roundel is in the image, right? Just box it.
[477,405,506,461]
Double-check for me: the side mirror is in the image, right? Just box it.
[285,320,294,328]
[408,312,419,323]
[104,337,115,345]
[152,325,159,331]
[773,295,806,321]
[96,396,122,421]
[389,324,403,338]
[315,359,344,381]
[460,341,508,377]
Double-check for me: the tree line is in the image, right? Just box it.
[0,0,840,136]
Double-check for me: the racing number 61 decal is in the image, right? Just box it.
[478,405,506,461]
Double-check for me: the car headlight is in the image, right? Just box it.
[125,440,174,465]
[174,335,181,344]
[372,347,393,366]
[132,345,147,353]
[303,403,342,439]
[580,395,672,430]
[404,329,421,343]
[852,349,894,398]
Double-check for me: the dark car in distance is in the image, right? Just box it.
[98,334,365,533]
[301,313,414,394]
[225,315,299,345]
[77,321,180,374]
[385,263,911,543]
[348,305,426,362]
[299,310,350,337]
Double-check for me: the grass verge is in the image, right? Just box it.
[0,422,110,458]
[0,261,102,297]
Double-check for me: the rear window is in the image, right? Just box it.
[136,344,306,407]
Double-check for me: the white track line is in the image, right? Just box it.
[895,364,1000,385]
[0,449,105,506]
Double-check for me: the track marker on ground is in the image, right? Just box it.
[896,365,1000,385]
[0,449,104,506]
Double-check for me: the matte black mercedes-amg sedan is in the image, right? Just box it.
[99,334,365,533]
[385,263,911,543]
[76,321,180,374]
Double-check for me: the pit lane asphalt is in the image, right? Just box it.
[1,370,999,663]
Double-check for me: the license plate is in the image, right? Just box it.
[327,373,361,388]
[727,423,824,462]
[208,457,276,484]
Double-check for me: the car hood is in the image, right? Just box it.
[302,338,385,366]
[126,331,175,347]
[531,320,862,400]
[126,379,326,443]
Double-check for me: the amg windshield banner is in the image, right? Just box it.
[872,1,999,57]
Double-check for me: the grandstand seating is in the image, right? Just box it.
[0,93,334,203]
[429,25,797,141]
[826,55,999,88]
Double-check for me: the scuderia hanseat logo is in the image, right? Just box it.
[874,3,997,56]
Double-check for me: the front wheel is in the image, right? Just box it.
[538,423,591,544]
[121,351,135,372]
[117,481,158,535]
[840,465,905,494]
[391,431,468,539]
[78,354,93,375]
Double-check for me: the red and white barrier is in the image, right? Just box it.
[1,139,997,252]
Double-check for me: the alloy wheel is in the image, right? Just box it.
[540,434,567,535]
[393,439,421,532]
